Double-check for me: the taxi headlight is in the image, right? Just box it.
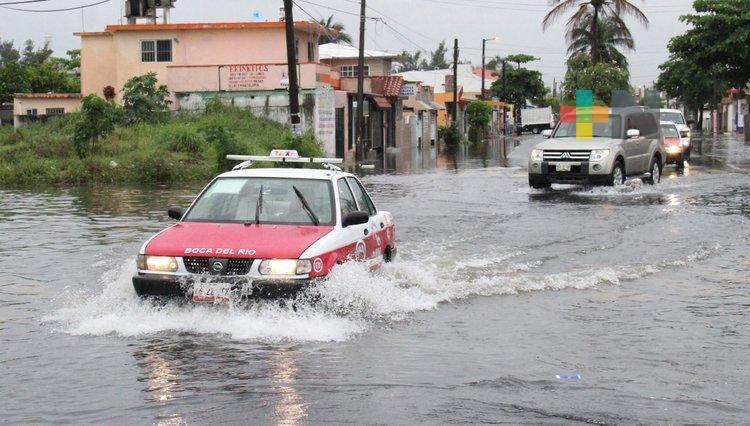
[667,145,682,154]
[137,255,178,272]
[589,149,610,162]
[531,149,544,161]
[259,259,312,276]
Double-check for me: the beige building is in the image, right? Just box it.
[12,93,82,128]
[319,43,397,77]
[76,21,334,102]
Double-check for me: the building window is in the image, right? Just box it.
[46,108,65,115]
[307,41,314,62]
[26,108,38,116]
[294,39,299,63]
[339,65,370,77]
[141,39,172,62]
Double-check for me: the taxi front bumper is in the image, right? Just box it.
[132,273,313,299]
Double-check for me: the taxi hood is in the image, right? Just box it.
[144,222,334,259]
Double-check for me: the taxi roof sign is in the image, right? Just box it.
[269,150,300,159]
[227,150,343,170]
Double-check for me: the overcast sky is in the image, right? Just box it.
[0,0,695,88]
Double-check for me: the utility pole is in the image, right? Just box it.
[501,59,507,133]
[355,0,366,163]
[282,0,302,137]
[452,38,458,124]
[481,39,486,100]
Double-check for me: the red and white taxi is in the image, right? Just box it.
[132,151,396,302]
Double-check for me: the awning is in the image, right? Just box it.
[372,96,392,109]
[403,98,436,111]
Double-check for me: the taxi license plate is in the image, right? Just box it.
[556,163,572,172]
[192,282,233,304]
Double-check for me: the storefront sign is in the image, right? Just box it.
[399,83,417,97]
[221,64,291,91]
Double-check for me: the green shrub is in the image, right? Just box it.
[157,123,203,153]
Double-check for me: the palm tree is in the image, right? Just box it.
[567,12,634,68]
[543,0,648,64]
[317,15,352,45]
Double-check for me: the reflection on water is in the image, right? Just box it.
[383,137,510,172]
[269,349,308,425]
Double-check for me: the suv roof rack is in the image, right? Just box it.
[227,150,344,171]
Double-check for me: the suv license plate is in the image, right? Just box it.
[193,282,233,303]
[556,163,572,172]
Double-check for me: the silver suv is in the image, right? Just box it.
[528,107,666,188]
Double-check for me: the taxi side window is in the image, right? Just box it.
[347,177,377,216]
[337,179,358,217]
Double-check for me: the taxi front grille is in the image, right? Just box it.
[543,150,591,161]
[226,259,253,276]
[183,257,253,275]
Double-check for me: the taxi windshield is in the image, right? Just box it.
[184,177,335,226]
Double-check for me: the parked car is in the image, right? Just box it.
[528,107,666,188]
[659,109,691,159]
[132,150,396,303]
[660,121,686,170]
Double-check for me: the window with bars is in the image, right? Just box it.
[339,65,370,77]
[46,108,65,115]
[141,39,172,62]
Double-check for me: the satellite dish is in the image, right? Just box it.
[251,10,264,22]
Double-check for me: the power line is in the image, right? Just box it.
[0,0,55,5]
[0,0,111,12]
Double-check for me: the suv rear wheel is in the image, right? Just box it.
[609,161,625,186]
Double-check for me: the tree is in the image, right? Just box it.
[317,15,352,45]
[567,11,634,68]
[543,0,648,64]
[0,62,30,103]
[121,72,171,124]
[561,53,629,105]
[504,53,539,69]
[422,41,450,70]
[394,50,423,72]
[21,39,53,66]
[668,0,750,88]
[0,39,20,63]
[466,101,493,142]
[657,55,724,130]
[73,94,121,158]
[491,66,548,110]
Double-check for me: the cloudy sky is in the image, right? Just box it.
[0,0,695,88]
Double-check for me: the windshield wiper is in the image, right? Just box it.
[250,184,264,225]
[292,185,319,226]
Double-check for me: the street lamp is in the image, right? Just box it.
[481,36,500,99]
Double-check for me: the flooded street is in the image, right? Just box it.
[2,135,750,423]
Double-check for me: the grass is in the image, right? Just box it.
[0,107,323,186]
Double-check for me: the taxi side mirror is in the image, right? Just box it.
[168,207,185,221]
[342,211,369,227]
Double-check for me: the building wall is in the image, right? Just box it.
[13,97,82,116]
[79,25,320,101]
[324,58,392,76]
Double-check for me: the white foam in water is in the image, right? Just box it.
[45,243,721,343]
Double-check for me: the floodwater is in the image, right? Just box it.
[2,134,749,424]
